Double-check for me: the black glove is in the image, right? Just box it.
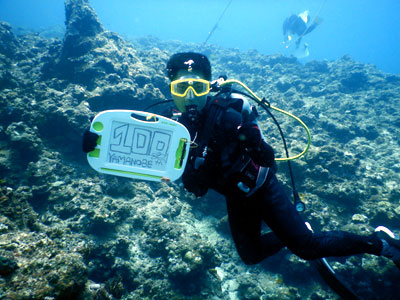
[238,123,262,149]
[248,141,277,172]
[82,129,99,153]
[181,160,209,197]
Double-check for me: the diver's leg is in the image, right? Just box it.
[303,23,318,35]
[257,172,383,260]
[226,193,284,265]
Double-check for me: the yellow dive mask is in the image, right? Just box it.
[170,78,210,97]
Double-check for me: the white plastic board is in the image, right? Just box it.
[87,110,190,182]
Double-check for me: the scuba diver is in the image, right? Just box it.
[160,52,400,267]
[283,10,321,49]
[82,52,400,289]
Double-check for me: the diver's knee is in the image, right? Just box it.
[285,234,317,260]
[235,245,264,265]
[239,254,259,265]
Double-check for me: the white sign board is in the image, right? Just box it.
[87,110,190,182]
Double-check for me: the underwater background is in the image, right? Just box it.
[1,0,400,74]
[0,0,400,299]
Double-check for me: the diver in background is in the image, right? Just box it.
[283,10,321,49]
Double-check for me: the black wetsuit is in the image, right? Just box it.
[179,93,383,265]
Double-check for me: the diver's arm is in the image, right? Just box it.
[236,97,277,170]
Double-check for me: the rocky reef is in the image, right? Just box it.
[1,0,400,299]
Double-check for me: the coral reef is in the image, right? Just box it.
[0,0,399,299]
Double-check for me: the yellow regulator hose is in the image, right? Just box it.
[220,79,311,161]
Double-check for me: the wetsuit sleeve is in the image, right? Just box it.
[178,113,209,197]
[238,123,262,148]
[236,97,277,171]
[236,120,276,169]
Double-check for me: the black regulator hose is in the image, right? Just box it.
[258,96,305,212]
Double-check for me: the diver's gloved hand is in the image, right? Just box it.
[82,129,99,153]
[238,123,262,149]
[181,159,209,197]
[249,141,277,172]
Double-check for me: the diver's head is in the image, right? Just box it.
[166,52,211,112]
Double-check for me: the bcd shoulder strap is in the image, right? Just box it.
[199,92,239,147]
[190,93,238,166]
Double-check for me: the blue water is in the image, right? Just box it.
[1,0,399,74]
